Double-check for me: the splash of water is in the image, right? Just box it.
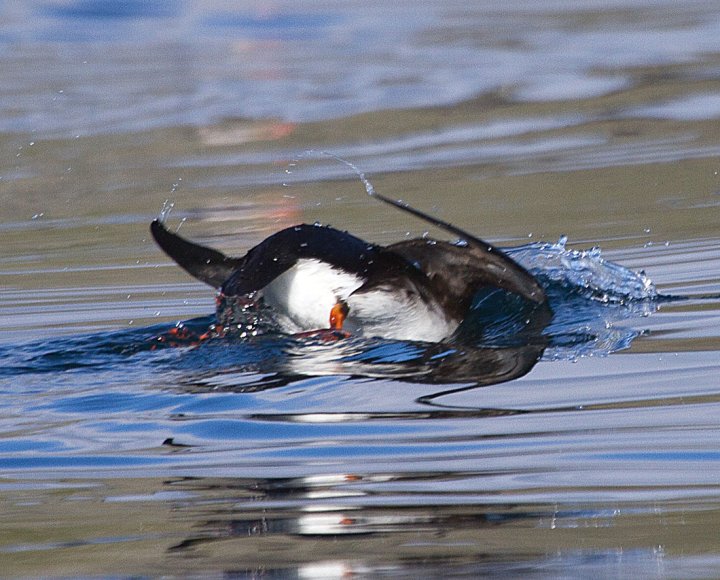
[158,199,174,224]
[507,236,657,303]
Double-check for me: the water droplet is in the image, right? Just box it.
[159,200,175,223]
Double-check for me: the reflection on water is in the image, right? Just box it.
[2,0,720,577]
[156,473,720,577]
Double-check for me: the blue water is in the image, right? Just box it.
[2,236,720,575]
[3,1,720,577]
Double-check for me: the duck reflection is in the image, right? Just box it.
[161,472,618,569]
[171,335,545,396]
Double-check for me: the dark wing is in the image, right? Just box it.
[372,191,546,306]
[150,219,242,289]
[388,238,545,312]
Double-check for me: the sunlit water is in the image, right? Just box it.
[2,1,720,578]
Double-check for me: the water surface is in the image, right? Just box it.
[1,1,720,577]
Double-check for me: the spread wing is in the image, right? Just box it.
[151,191,547,312]
[150,219,242,289]
[371,191,546,306]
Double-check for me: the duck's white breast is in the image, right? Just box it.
[259,258,458,342]
[346,287,458,342]
[260,258,364,333]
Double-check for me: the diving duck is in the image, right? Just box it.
[151,191,548,342]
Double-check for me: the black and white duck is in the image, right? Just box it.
[151,191,548,342]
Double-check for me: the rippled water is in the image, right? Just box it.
[2,1,720,577]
